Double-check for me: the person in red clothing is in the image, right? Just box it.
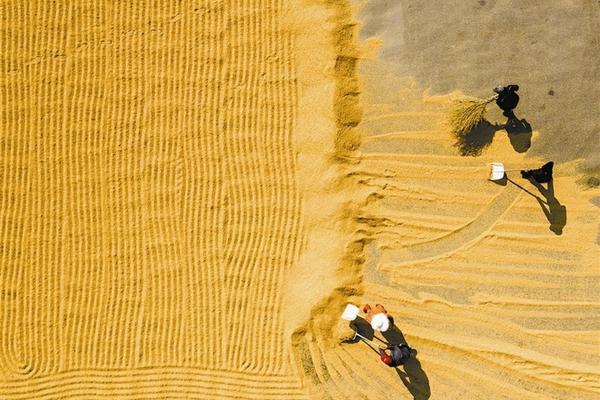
[378,343,412,367]
[379,350,393,366]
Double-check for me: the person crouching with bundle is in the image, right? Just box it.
[493,84,519,118]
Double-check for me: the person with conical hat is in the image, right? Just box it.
[361,303,390,332]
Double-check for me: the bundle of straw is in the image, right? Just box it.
[447,95,496,139]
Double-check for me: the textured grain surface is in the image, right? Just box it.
[292,3,599,398]
[0,0,333,398]
[298,79,600,399]
[2,1,599,399]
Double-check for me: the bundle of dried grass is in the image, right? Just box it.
[447,95,496,139]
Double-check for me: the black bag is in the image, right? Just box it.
[391,344,412,366]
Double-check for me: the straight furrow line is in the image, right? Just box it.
[235,0,277,372]
[1,0,28,374]
[226,2,265,367]
[211,0,232,371]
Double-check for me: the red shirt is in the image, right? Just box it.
[380,353,393,366]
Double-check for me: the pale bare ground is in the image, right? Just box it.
[356,0,600,177]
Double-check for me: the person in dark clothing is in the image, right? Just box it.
[521,161,553,183]
[493,85,520,117]
[493,84,532,153]
[378,343,412,367]
[520,161,566,234]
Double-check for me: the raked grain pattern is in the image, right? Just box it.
[300,72,600,399]
[0,0,311,398]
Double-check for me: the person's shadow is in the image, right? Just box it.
[505,176,567,235]
[454,112,532,157]
[527,177,567,235]
[502,111,532,153]
[454,119,502,156]
[396,350,431,400]
[348,316,375,341]
[381,325,431,400]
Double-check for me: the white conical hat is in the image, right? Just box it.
[489,162,506,181]
[341,304,360,321]
[370,313,390,332]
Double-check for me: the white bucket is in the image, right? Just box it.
[489,162,506,181]
[341,304,360,321]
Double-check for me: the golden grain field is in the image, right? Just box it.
[1,1,314,398]
[1,1,598,399]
